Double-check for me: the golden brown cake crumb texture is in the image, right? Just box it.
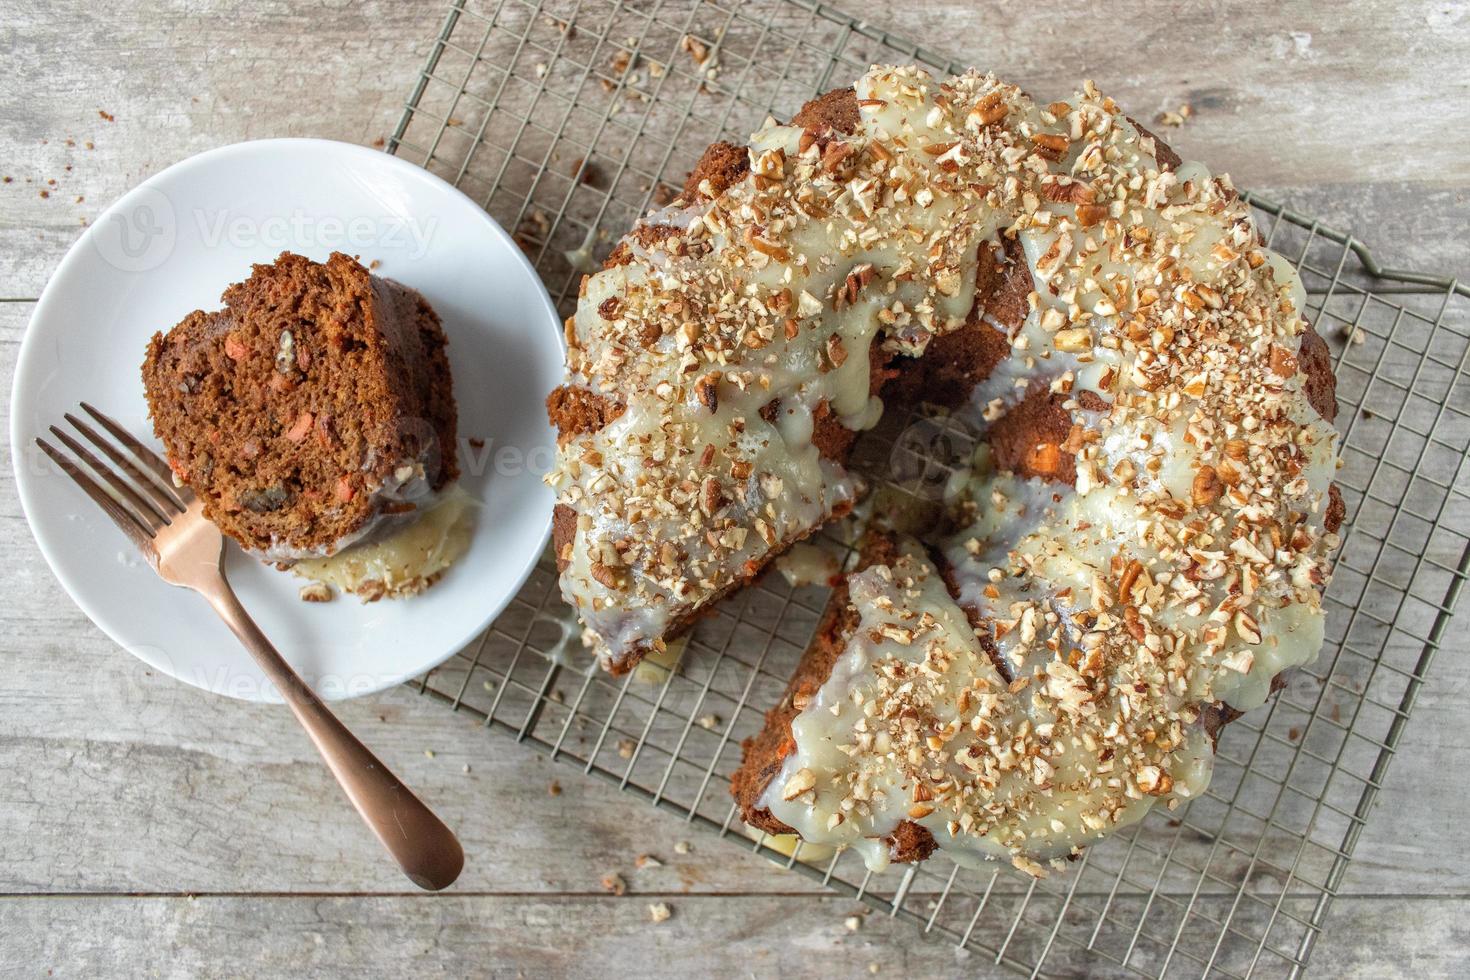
[142,251,457,559]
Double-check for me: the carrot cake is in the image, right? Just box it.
[546,64,1343,871]
[142,251,461,594]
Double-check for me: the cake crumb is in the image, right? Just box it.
[673,840,692,855]
[1155,103,1192,127]
[368,259,381,271]
[543,14,575,38]
[647,902,672,924]
[681,34,710,66]
[616,737,636,759]
[298,582,333,603]
[635,853,662,869]
[696,713,720,730]
[548,779,562,796]
[571,157,603,187]
[601,871,627,896]
[98,109,115,122]
[424,749,435,759]
[844,914,862,932]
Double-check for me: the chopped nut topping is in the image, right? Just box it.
[550,66,1339,872]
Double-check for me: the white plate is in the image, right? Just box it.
[11,138,564,702]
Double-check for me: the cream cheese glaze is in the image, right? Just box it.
[292,483,473,599]
[253,453,439,563]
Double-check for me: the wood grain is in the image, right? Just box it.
[3,1,1469,977]
[1,894,1466,978]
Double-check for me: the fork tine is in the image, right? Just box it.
[64,412,184,518]
[36,437,158,559]
[48,426,168,532]
[79,402,192,506]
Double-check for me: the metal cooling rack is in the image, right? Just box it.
[386,2,1470,976]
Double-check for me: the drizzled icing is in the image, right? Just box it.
[745,67,1339,874]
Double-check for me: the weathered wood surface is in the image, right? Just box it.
[3,1,1469,977]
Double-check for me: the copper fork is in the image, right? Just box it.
[36,403,464,891]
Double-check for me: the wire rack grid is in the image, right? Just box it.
[385,1,1470,976]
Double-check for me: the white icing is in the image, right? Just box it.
[292,483,473,598]
[775,542,841,589]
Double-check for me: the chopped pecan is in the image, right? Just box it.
[590,561,625,590]
[1192,464,1223,507]
[700,475,725,516]
[836,263,875,307]
[695,372,720,412]
[967,90,1007,128]
[825,333,849,369]
[1030,133,1070,161]
[1041,179,1094,205]
[820,141,854,175]
[1119,559,1144,602]
[1269,344,1299,378]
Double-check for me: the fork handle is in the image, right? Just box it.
[198,577,464,891]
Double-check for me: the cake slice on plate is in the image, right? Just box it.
[142,251,464,599]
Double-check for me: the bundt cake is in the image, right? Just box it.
[142,251,460,572]
[548,65,1342,871]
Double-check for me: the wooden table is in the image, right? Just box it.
[3,2,1467,975]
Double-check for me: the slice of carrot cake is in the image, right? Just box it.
[142,251,461,594]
